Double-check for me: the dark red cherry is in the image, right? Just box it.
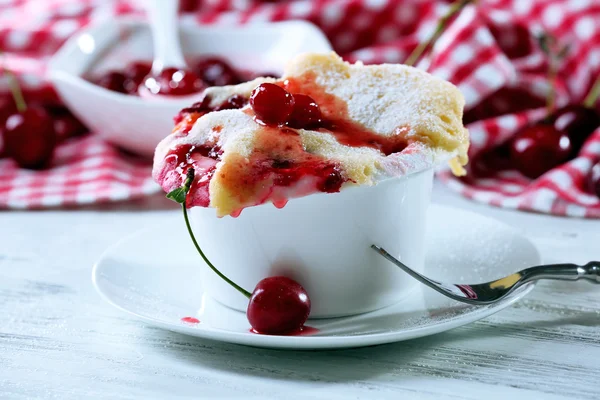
[195,57,241,87]
[549,104,600,155]
[288,94,322,129]
[589,161,600,199]
[470,144,512,177]
[509,124,572,179]
[247,276,311,335]
[96,71,127,93]
[53,112,88,141]
[250,83,295,125]
[3,106,57,169]
[124,61,152,93]
[143,67,205,96]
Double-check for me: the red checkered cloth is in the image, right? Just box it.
[0,0,599,216]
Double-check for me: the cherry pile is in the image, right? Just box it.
[167,168,312,335]
[1,86,87,170]
[91,57,266,97]
[250,83,323,129]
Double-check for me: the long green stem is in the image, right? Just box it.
[2,64,27,113]
[405,0,475,67]
[583,74,600,108]
[181,198,252,299]
[546,57,558,117]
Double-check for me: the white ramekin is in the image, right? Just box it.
[191,168,434,318]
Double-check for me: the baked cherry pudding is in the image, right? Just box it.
[158,52,469,332]
[153,52,469,217]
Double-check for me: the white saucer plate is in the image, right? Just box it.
[93,205,540,350]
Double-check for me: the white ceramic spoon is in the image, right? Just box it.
[138,0,201,101]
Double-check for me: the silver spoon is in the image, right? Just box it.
[371,245,599,305]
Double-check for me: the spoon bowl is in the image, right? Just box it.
[373,245,600,305]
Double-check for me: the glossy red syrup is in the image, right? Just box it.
[282,74,408,155]
[163,73,411,215]
[166,143,222,207]
[249,326,319,336]
[181,316,200,324]
[174,95,248,128]
[214,126,346,210]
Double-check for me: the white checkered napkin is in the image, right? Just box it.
[1,0,599,216]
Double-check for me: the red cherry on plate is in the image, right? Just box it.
[3,106,57,169]
[288,94,322,129]
[195,57,241,87]
[549,104,600,155]
[247,276,311,335]
[95,71,128,93]
[250,83,295,125]
[509,124,572,179]
[589,161,600,199]
[143,67,205,96]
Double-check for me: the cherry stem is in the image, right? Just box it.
[1,63,27,113]
[405,0,475,67]
[583,74,600,108]
[180,169,252,299]
[546,56,558,117]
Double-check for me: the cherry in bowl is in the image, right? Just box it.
[142,68,205,96]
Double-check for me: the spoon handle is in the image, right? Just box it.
[145,0,186,72]
[521,261,600,284]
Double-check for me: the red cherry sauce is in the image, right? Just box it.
[281,73,409,156]
[214,126,346,210]
[249,326,319,336]
[181,316,200,324]
[163,142,223,208]
[163,73,410,214]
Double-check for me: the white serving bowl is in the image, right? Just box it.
[191,168,434,318]
[47,18,332,157]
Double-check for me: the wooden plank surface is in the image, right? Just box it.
[1,184,598,400]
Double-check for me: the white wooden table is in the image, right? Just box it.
[1,183,599,400]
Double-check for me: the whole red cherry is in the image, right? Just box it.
[3,106,57,169]
[549,104,600,156]
[509,124,572,179]
[589,161,600,199]
[247,276,311,334]
[288,94,322,129]
[250,83,295,125]
[95,71,127,93]
[143,68,204,96]
[195,57,240,87]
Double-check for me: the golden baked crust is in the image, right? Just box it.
[153,52,469,217]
